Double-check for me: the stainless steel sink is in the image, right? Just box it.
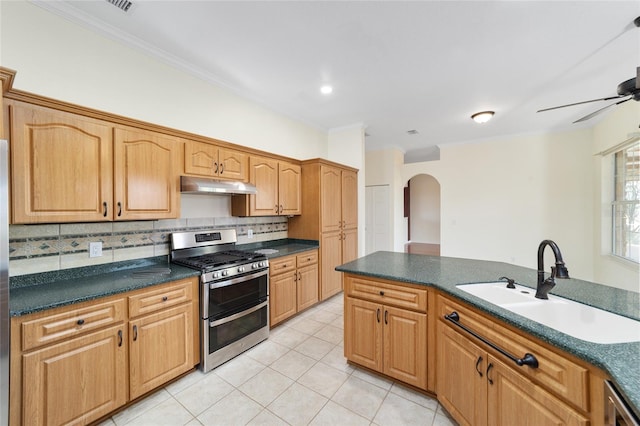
[457,282,640,344]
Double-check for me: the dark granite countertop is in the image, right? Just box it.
[336,251,640,418]
[237,238,319,259]
[9,256,200,317]
[8,239,319,317]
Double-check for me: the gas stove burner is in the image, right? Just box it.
[174,250,266,272]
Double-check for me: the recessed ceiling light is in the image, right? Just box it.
[406,129,419,135]
[320,85,333,95]
[471,111,495,124]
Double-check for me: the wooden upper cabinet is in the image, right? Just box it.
[184,140,248,182]
[279,161,301,215]
[320,165,342,233]
[9,102,114,224]
[232,155,301,216]
[341,169,358,229]
[114,127,180,220]
[249,155,279,216]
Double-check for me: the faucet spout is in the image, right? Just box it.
[536,240,570,300]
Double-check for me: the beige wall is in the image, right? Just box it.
[0,1,327,160]
[368,101,639,291]
[409,174,440,245]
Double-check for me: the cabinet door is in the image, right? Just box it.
[278,161,301,215]
[383,305,427,389]
[341,169,358,229]
[218,148,248,181]
[270,271,297,326]
[437,322,487,426]
[320,231,343,300]
[10,102,113,223]
[22,325,127,426]
[129,304,193,399]
[486,356,589,426]
[114,127,180,220]
[249,156,279,216]
[320,165,342,233]
[344,297,382,372]
[342,227,358,264]
[184,140,218,177]
[297,263,319,312]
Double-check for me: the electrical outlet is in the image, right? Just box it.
[247,229,254,239]
[89,241,103,258]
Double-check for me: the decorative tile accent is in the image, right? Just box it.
[8,216,288,276]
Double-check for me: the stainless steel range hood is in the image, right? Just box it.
[180,176,257,195]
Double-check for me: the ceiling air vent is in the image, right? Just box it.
[106,0,133,13]
[406,129,419,135]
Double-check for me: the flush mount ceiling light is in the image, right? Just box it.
[471,111,495,124]
[320,85,333,95]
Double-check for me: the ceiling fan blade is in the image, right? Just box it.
[572,97,631,123]
[537,95,625,113]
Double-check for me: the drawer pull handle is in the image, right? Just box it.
[76,319,85,326]
[117,202,122,217]
[103,202,108,217]
[294,272,298,282]
[118,330,123,347]
[475,356,484,377]
[298,272,302,281]
[379,291,384,296]
[162,296,168,301]
[384,310,388,325]
[377,308,381,323]
[133,325,138,341]
[444,311,539,369]
[486,363,494,385]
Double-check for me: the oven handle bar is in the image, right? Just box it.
[209,300,269,327]
[208,269,269,290]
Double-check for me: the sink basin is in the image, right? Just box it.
[457,282,640,344]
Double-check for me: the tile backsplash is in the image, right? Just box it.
[9,216,288,276]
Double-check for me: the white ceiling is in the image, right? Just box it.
[35,1,640,160]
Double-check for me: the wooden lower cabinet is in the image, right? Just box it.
[129,303,193,400]
[11,277,199,426]
[269,250,319,326]
[270,269,298,325]
[21,325,128,426]
[344,277,428,390]
[437,295,591,426]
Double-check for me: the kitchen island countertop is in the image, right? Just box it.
[336,251,640,418]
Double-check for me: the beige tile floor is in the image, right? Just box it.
[98,293,457,426]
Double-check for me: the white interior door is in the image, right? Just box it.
[365,185,391,254]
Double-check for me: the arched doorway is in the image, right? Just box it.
[404,174,441,255]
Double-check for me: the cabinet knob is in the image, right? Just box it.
[162,296,168,302]
[379,291,384,296]
[77,319,85,326]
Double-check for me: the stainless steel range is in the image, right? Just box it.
[170,229,269,372]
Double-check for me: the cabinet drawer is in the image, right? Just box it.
[21,299,126,351]
[345,275,427,312]
[296,250,318,268]
[269,255,296,276]
[129,279,193,318]
[438,295,590,412]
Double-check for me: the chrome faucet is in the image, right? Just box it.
[536,240,570,299]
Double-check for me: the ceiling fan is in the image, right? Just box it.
[537,17,640,124]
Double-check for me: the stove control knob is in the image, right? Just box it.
[261,261,268,268]
[238,266,245,273]
[252,263,258,269]
[213,272,220,278]
[221,270,229,277]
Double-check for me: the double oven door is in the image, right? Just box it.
[201,268,269,372]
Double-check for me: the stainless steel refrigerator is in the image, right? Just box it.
[1,139,9,426]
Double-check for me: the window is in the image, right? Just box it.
[612,140,640,263]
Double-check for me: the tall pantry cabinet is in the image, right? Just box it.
[288,159,358,300]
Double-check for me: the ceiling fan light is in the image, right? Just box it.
[471,111,495,124]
